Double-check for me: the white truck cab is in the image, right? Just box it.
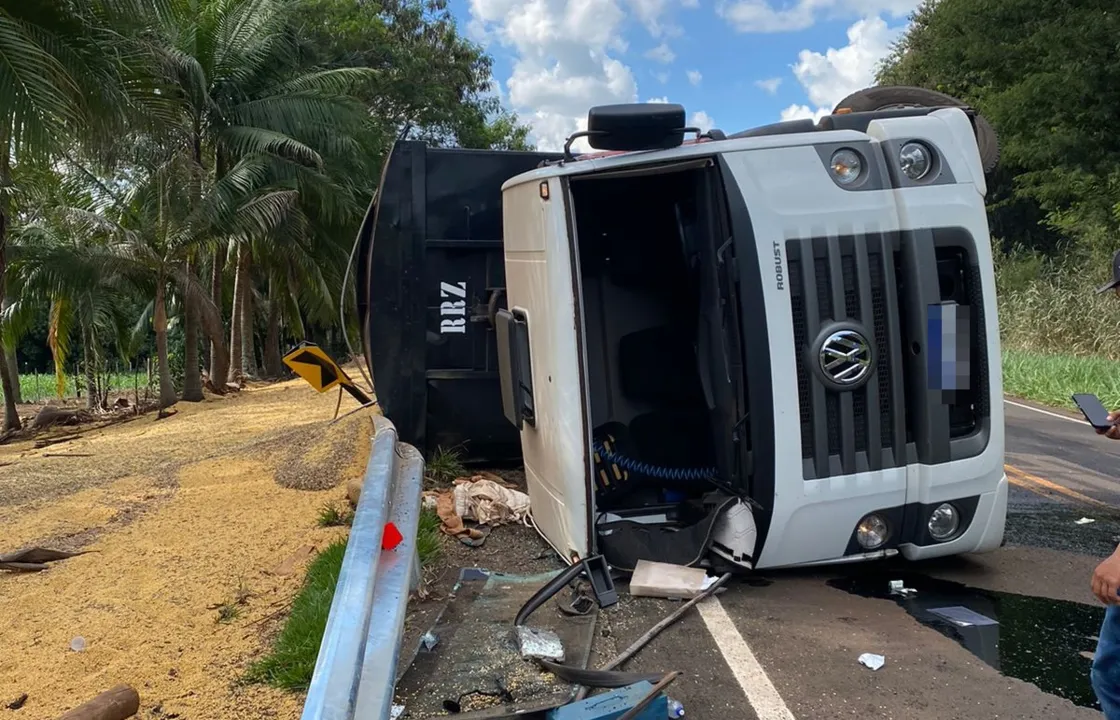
[360,87,1008,574]
[490,98,1007,572]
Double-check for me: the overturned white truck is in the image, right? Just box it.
[357,87,1008,573]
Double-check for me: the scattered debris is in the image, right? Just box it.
[858,653,885,671]
[630,560,710,600]
[1076,517,1096,525]
[928,606,998,628]
[550,680,670,720]
[516,626,566,663]
[566,572,733,704]
[390,705,405,720]
[6,693,28,710]
[57,684,139,720]
[423,473,532,545]
[430,491,486,542]
[667,697,685,718]
[420,631,440,652]
[0,546,91,573]
[268,545,317,577]
[71,636,87,652]
[889,579,917,597]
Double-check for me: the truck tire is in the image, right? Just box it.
[832,86,1000,175]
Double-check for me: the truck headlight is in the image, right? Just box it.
[928,503,960,541]
[856,513,889,550]
[829,148,863,185]
[899,141,933,181]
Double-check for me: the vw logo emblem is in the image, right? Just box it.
[818,329,873,388]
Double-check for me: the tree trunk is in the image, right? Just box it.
[181,262,204,402]
[82,325,97,411]
[4,346,19,405]
[238,247,257,378]
[154,283,177,410]
[208,246,228,387]
[2,296,20,404]
[0,144,20,431]
[264,277,283,378]
[229,246,246,382]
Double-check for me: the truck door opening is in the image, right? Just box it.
[570,161,736,520]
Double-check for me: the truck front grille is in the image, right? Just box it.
[788,233,907,478]
[787,229,990,480]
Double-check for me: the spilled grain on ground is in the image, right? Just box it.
[0,375,377,719]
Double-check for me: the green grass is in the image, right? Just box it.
[426,445,466,486]
[245,539,348,690]
[1002,348,1120,410]
[316,503,354,528]
[3,370,152,403]
[247,507,444,691]
[416,506,443,566]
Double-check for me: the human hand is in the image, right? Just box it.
[1093,550,1120,605]
[1096,411,1120,440]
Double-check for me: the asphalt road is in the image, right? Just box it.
[604,398,1120,720]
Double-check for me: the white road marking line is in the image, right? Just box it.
[698,597,797,720]
[1003,397,1082,425]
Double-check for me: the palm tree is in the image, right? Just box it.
[136,0,377,391]
[0,0,164,428]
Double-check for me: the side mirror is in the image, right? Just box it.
[496,308,535,429]
[562,103,692,158]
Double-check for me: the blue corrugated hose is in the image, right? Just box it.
[593,439,717,483]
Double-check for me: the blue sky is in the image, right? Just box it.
[452,0,922,151]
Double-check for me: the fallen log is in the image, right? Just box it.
[31,407,91,431]
[57,685,139,720]
[34,434,82,449]
[0,547,90,573]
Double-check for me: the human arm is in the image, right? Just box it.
[1093,546,1120,605]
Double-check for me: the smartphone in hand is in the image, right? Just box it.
[1071,393,1117,430]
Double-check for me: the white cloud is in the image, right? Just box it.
[647,96,672,103]
[687,69,703,86]
[755,77,782,94]
[470,0,641,151]
[644,42,676,64]
[782,15,904,120]
[780,104,831,122]
[718,0,920,33]
[626,0,669,36]
[690,110,715,133]
[653,71,670,84]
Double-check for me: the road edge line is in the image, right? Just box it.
[1005,464,1110,507]
[697,596,797,720]
[1003,398,1082,425]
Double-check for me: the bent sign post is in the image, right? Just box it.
[283,342,373,405]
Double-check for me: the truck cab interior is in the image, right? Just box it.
[567,159,748,568]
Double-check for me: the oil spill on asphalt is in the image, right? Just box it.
[829,572,1105,710]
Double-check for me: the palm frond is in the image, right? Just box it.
[0,10,84,158]
[47,296,74,398]
[219,125,323,167]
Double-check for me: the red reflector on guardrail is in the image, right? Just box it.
[382,522,403,550]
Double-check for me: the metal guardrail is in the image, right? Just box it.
[301,415,425,720]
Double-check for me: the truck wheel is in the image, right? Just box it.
[832,85,1000,175]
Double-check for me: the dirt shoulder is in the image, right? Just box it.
[0,378,374,719]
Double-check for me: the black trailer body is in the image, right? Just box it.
[358,141,561,462]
